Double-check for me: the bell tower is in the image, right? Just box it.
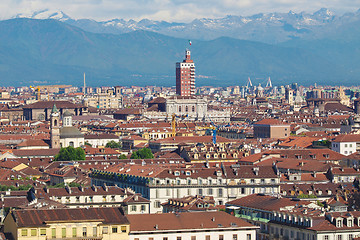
[50,104,60,148]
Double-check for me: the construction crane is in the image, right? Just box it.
[199,116,230,144]
[30,85,72,100]
[171,113,188,137]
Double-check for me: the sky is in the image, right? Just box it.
[0,0,359,22]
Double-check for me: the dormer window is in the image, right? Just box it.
[348,219,353,227]
[233,153,238,158]
[206,154,210,159]
[194,154,198,159]
[185,171,191,176]
[214,153,218,158]
[222,154,226,159]
[295,155,302,159]
[336,219,343,228]
[323,154,330,159]
[174,171,180,176]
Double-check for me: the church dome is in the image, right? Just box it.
[60,127,84,139]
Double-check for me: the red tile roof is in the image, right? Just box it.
[11,207,129,227]
[127,211,256,231]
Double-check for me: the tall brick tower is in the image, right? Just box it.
[176,49,195,96]
[50,104,60,148]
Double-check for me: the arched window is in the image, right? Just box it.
[179,106,182,112]
[185,106,188,112]
[192,106,195,112]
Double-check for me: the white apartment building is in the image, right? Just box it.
[331,134,360,156]
[90,164,281,213]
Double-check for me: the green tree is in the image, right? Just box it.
[130,147,154,159]
[84,141,92,147]
[118,154,127,159]
[105,140,121,149]
[54,146,86,161]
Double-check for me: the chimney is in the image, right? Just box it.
[253,167,259,176]
[211,217,215,222]
[65,185,71,194]
[154,224,158,230]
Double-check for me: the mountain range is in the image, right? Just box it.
[12,8,360,44]
[0,9,359,87]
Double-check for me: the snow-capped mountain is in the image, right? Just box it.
[14,9,71,21]
[10,8,360,43]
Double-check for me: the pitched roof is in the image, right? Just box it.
[254,119,289,126]
[23,101,83,109]
[227,194,311,211]
[127,211,256,232]
[11,207,129,227]
[333,134,360,143]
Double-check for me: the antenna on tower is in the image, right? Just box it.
[83,72,86,95]
[266,77,272,88]
[246,77,253,88]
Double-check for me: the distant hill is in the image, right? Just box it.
[0,18,358,87]
[11,8,360,44]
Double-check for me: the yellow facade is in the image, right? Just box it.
[4,212,130,240]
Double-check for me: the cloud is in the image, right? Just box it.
[0,0,359,22]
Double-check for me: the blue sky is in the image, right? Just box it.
[1,0,359,22]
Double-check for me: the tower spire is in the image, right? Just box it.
[83,72,86,95]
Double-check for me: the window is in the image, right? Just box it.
[102,227,108,234]
[93,227,97,236]
[177,237,182,240]
[163,238,168,240]
[72,227,77,237]
[83,227,87,237]
[233,234,238,240]
[112,227,118,233]
[24,229,33,237]
[121,226,127,233]
[219,235,224,240]
[247,234,252,240]
[198,189,203,196]
[141,205,146,212]
[349,234,353,240]
[337,235,342,240]
[206,236,210,240]
[131,205,137,212]
[21,229,28,237]
[62,228,66,238]
[218,188,223,197]
[40,229,46,236]
[208,188,213,195]
[149,238,154,240]
[52,228,56,238]
[191,236,196,240]
[337,219,342,228]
